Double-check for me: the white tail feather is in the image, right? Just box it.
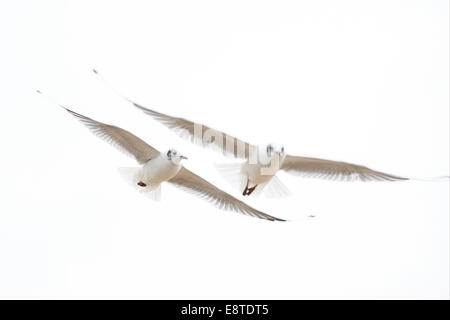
[262,175,292,198]
[117,167,162,201]
[140,185,162,201]
[247,176,292,198]
[118,167,141,187]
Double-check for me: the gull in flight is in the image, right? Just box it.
[93,70,414,197]
[38,91,285,221]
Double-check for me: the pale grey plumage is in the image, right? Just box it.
[281,155,408,182]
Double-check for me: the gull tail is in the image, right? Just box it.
[246,176,292,198]
[140,185,162,201]
[117,167,162,201]
[261,175,292,198]
[118,167,141,187]
[92,69,136,105]
[214,162,292,198]
[214,162,247,193]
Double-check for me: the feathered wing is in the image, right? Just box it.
[117,167,162,201]
[92,69,255,159]
[281,155,409,182]
[64,108,160,164]
[132,102,255,159]
[168,167,285,221]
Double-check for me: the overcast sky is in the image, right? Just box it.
[0,0,448,299]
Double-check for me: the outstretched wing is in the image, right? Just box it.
[133,102,254,159]
[64,108,160,164]
[168,167,285,221]
[281,155,408,182]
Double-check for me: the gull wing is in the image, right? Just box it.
[133,102,254,159]
[64,108,160,164]
[168,167,285,221]
[281,155,408,182]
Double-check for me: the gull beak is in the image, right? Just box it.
[180,155,188,160]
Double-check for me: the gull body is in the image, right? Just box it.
[139,150,184,189]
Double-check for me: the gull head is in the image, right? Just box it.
[165,149,188,164]
[266,143,285,158]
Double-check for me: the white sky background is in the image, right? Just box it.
[0,0,448,299]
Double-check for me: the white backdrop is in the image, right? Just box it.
[0,0,448,299]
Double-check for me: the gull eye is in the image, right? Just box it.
[167,150,172,158]
[266,145,273,155]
